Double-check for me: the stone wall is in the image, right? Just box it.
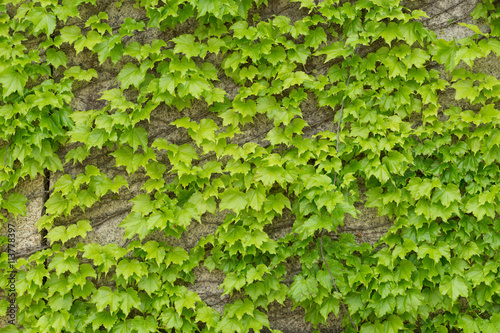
[1,0,499,332]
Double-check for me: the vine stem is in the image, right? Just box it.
[333,46,359,186]
[320,229,358,331]
[322,45,360,332]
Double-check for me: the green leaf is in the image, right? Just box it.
[289,275,318,302]
[361,322,384,333]
[160,308,183,330]
[373,295,396,317]
[457,315,480,333]
[88,311,117,331]
[383,315,404,333]
[440,275,469,301]
[48,292,72,311]
[119,212,149,240]
[221,272,246,295]
[255,166,285,187]
[315,41,348,62]
[45,192,69,216]
[295,214,338,238]
[60,26,81,44]
[305,27,327,49]
[116,258,146,280]
[112,320,134,333]
[3,193,27,216]
[117,63,145,89]
[64,66,98,81]
[227,299,254,320]
[173,34,201,59]
[432,183,461,207]
[91,286,120,314]
[28,8,56,36]
[219,188,248,214]
[264,193,291,215]
[131,193,154,215]
[0,325,20,333]
[0,67,28,96]
[165,247,189,266]
[132,315,157,333]
[118,288,141,316]
[46,48,68,69]
[138,274,161,296]
[54,174,74,195]
[319,296,339,319]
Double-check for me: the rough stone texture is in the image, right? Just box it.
[1,0,499,332]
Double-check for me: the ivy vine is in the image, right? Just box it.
[1,0,500,332]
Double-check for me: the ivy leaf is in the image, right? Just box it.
[177,75,210,99]
[88,311,117,331]
[165,247,189,266]
[66,220,92,241]
[457,315,480,333]
[138,274,161,296]
[77,189,98,209]
[2,193,27,216]
[373,296,396,317]
[196,306,220,329]
[91,286,120,314]
[219,188,248,213]
[142,241,166,266]
[319,296,339,320]
[247,186,266,211]
[131,193,154,215]
[289,275,318,302]
[116,259,146,280]
[49,253,79,275]
[264,193,291,215]
[439,275,469,301]
[173,34,200,58]
[119,212,149,240]
[60,26,81,44]
[453,79,479,101]
[255,166,285,187]
[112,320,134,333]
[28,8,56,36]
[132,315,157,333]
[314,41,348,62]
[305,27,327,49]
[51,311,70,332]
[383,315,404,333]
[45,192,68,216]
[54,174,74,195]
[432,183,461,207]
[221,272,246,296]
[160,308,183,330]
[360,322,384,333]
[64,66,98,81]
[227,299,254,320]
[118,288,141,316]
[46,48,68,69]
[0,67,28,96]
[47,226,68,244]
[431,39,460,71]
[48,292,72,312]
[315,191,343,214]
[117,63,145,89]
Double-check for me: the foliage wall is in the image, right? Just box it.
[1,0,500,332]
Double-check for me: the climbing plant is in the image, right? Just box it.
[1,0,500,332]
